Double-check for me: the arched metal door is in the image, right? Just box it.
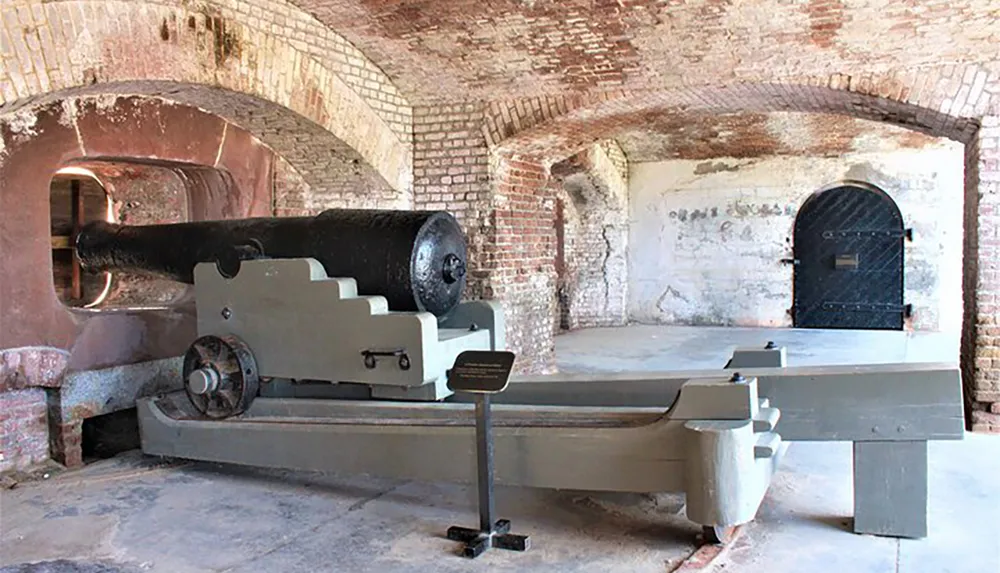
[792,183,908,330]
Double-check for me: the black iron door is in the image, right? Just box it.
[792,184,907,330]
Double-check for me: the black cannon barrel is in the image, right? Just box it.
[76,209,469,317]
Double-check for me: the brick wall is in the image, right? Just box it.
[552,143,629,331]
[0,389,49,472]
[492,154,559,373]
[411,104,561,373]
[489,78,990,162]
[409,102,563,372]
[273,154,410,214]
[1,348,68,471]
[967,116,1000,432]
[288,1,1000,109]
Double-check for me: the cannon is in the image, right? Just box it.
[111,209,961,549]
[78,209,497,405]
[76,209,469,318]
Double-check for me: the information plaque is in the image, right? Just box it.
[446,350,516,394]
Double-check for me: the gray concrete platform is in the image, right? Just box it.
[554,324,959,373]
[2,325,996,573]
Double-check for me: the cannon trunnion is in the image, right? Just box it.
[76,209,469,318]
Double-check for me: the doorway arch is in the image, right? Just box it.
[792,182,908,330]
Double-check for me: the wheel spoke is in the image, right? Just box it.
[183,335,257,419]
[193,342,211,364]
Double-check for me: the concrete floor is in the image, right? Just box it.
[2,325,997,573]
[553,324,960,373]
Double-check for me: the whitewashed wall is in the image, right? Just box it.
[627,141,965,334]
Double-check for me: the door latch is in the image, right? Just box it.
[780,258,800,266]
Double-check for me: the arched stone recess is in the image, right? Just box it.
[483,76,999,387]
[0,89,411,467]
[551,143,629,332]
[1,0,412,196]
[0,84,406,368]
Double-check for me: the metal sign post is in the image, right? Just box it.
[444,350,530,558]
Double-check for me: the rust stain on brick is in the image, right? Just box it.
[806,0,845,48]
[620,111,782,160]
[357,0,642,90]
[82,68,100,85]
[898,129,939,149]
[203,13,241,66]
[160,18,171,42]
[291,58,331,127]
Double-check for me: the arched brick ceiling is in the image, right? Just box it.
[288,0,1000,103]
[1,0,412,193]
[2,83,398,199]
[616,110,944,162]
[487,83,984,165]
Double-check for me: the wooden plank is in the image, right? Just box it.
[140,393,694,494]
[501,363,964,442]
[70,179,83,301]
[51,235,72,249]
[853,440,928,538]
[756,366,963,441]
[194,259,491,398]
[668,377,758,420]
[243,398,667,428]
[683,419,775,527]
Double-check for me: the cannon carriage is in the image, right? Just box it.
[78,208,963,551]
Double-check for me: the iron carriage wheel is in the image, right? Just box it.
[182,334,260,419]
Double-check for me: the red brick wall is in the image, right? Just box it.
[967,116,1000,432]
[492,155,560,373]
[0,389,49,472]
[286,1,1000,111]
[489,82,987,163]
[412,105,559,373]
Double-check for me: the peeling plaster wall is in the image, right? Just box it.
[554,142,629,331]
[627,142,965,337]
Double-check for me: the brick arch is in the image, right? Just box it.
[1,0,411,194]
[486,70,999,162]
[486,79,1000,163]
